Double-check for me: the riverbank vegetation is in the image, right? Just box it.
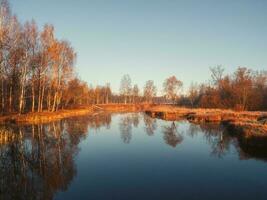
[181,66,267,111]
[145,105,267,139]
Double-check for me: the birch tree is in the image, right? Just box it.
[163,76,183,104]
[144,80,156,103]
[120,74,131,104]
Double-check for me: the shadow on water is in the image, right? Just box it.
[0,112,267,199]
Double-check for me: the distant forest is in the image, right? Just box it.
[0,0,266,115]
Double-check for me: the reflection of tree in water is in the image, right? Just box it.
[143,114,157,136]
[118,113,142,144]
[188,123,201,138]
[1,113,267,200]
[87,113,112,130]
[131,113,140,128]
[119,116,133,144]
[199,124,234,158]
[162,122,183,148]
[0,119,90,200]
[189,122,267,161]
[65,113,111,139]
[233,134,267,162]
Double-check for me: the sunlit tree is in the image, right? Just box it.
[163,76,183,104]
[120,74,132,104]
[144,80,156,103]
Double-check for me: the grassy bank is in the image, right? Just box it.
[145,105,267,138]
[2,104,267,139]
[94,103,152,112]
[0,107,94,124]
[0,103,153,124]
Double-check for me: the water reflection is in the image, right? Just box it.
[85,113,112,130]
[119,113,140,144]
[162,122,183,148]
[235,135,267,162]
[143,114,157,136]
[0,114,113,200]
[198,124,233,158]
[132,113,140,128]
[0,122,78,200]
[119,116,133,144]
[187,122,267,161]
[0,113,267,199]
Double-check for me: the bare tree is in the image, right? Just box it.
[144,80,156,103]
[233,67,253,111]
[0,1,78,114]
[132,84,139,104]
[39,24,55,112]
[0,0,11,113]
[120,74,132,104]
[188,82,198,107]
[210,65,224,86]
[163,76,183,104]
[104,83,111,104]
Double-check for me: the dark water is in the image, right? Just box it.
[0,113,267,200]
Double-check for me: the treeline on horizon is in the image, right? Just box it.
[112,66,267,112]
[0,0,267,115]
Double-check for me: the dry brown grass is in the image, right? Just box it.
[145,105,267,136]
[146,105,267,120]
[0,107,94,124]
[0,103,154,124]
[95,103,153,112]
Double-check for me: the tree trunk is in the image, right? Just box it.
[47,86,52,111]
[40,83,45,112]
[37,73,42,112]
[19,85,24,114]
[19,65,27,114]
[32,79,35,112]
[56,91,62,111]
[106,94,109,104]
[1,77,4,114]
[9,85,12,113]
[52,91,57,112]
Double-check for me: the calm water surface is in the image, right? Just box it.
[0,113,267,200]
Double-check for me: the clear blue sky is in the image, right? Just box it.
[10,0,267,94]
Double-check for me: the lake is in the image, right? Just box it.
[0,112,267,200]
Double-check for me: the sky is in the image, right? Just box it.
[10,0,267,94]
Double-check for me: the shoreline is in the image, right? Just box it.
[0,103,152,124]
[144,105,267,139]
[1,104,267,139]
[0,107,95,124]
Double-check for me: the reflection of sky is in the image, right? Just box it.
[56,113,267,200]
[11,0,267,93]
